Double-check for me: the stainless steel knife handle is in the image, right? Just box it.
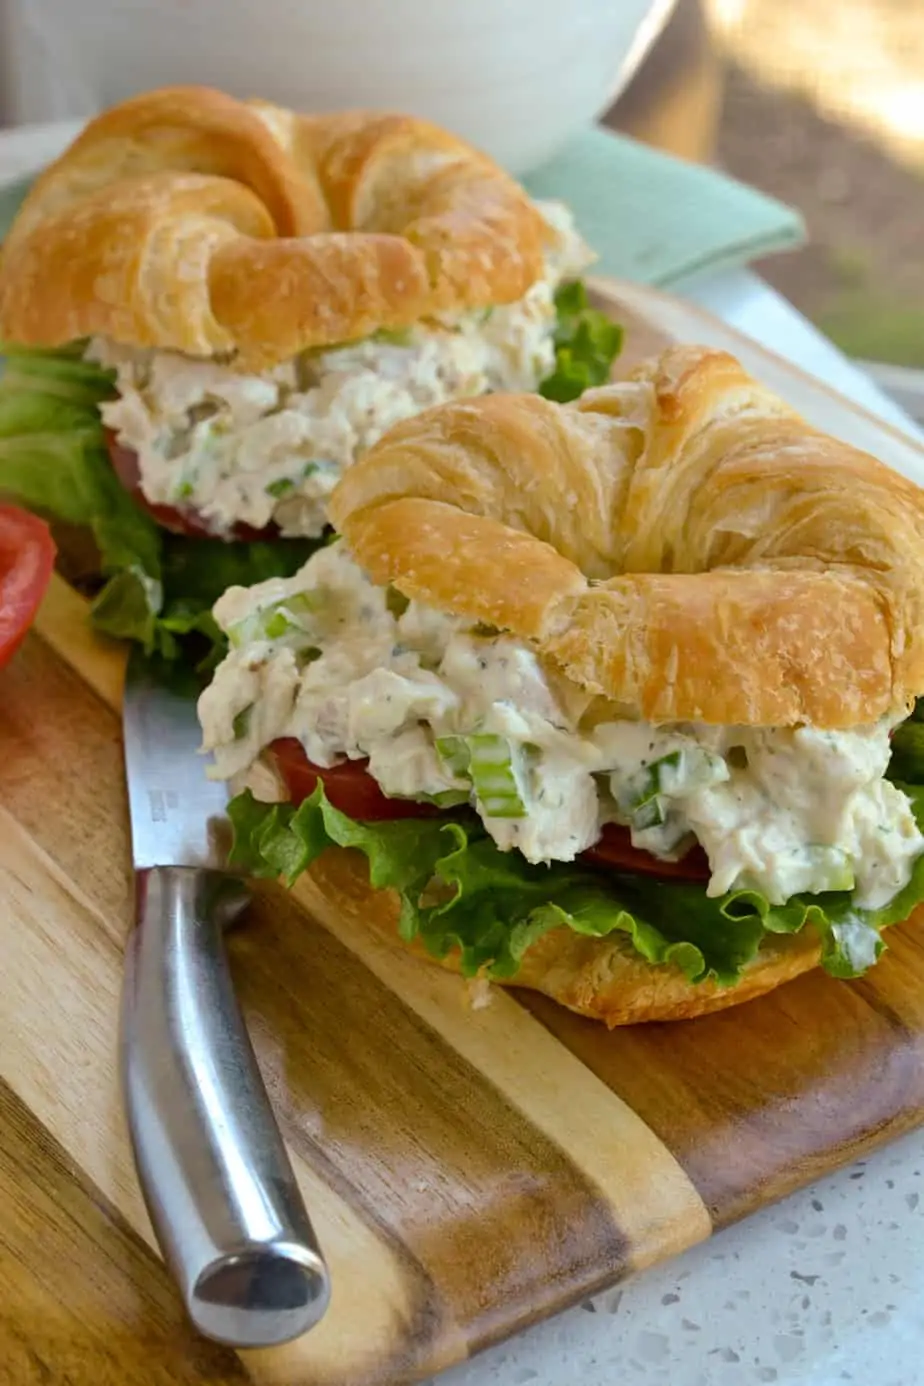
[120,865,331,1348]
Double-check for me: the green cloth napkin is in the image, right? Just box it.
[0,124,805,286]
[0,175,33,243]
[522,125,805,285]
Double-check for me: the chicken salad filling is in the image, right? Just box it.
[87,200,596,540]
[197,543,924,911]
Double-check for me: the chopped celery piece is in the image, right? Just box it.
[624,750,681,830]
[264,609,299,640]
[373,327,413,346]
[466,733,528,819]
[624,747,724,832]
[232,705,253,740]
[228,613,264,648]
[418,788,471,808]
[436,733,530,816]
[287,590,323,616]
[386,585,410,618]
[266,477,296,499]
[229,614,266,647]
[629,751,682,809]
[227,589,323,647]
[632,797,666,831]
[805,846,855,893]
[436,735,471,779]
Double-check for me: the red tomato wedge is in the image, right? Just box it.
[105,430,277,542]
[269,738,444,821]
[582,823,709,882]
[269,737,710,881]
[0,505,57,669]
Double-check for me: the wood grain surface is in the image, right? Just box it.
[3,281,924,1386]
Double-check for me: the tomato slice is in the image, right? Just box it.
[582,823,709,882]
[269,737,710,880]
[0,505,57,669]
[269,738,444,821]
[105,430,277,542]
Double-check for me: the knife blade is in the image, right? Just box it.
[122,651,233,872]
[119,647,331,1348]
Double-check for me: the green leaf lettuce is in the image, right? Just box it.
[0,342,321,667]
[227,781,924,991]
[539,280,624,403]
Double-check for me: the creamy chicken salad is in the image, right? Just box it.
[87,200,594,540]
[197,544,924,911]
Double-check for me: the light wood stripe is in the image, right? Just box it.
[0,809,150,1234]
[34,571,127,710]
[292,869,712,1275]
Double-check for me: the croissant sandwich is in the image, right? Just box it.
[0,84,619,663]
[192,345,924,1025]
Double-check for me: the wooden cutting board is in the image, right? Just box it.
[4,279,924,1386]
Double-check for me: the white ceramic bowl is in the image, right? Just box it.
[3,0,677,174]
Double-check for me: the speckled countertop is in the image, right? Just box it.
[433,1129,924,1386]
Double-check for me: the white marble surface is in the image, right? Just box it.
[3,123,924,1386]
[432,1128,924,1386]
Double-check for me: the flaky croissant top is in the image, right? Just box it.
[0,85,551,368]
[329,345,924,729]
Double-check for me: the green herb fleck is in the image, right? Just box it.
[386,586,410,618]
[233,705,253,739]
[266,477,296,499]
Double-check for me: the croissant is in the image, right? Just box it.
[275,343,924,1024]
[0,84,553,367]
[331,345,924,729]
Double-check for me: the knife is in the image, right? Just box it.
[119,646,331,1347]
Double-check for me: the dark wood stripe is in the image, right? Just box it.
[517,926,924,1228]
[235,879,632,1366]
[0,1076,246,1386]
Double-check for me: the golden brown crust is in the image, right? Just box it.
[0,85,551,367]
[305,846,823,1026]
[331,345,924,727]
[344,498,587,641]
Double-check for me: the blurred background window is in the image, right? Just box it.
[1,0,920,378]
[609,0,924,376]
